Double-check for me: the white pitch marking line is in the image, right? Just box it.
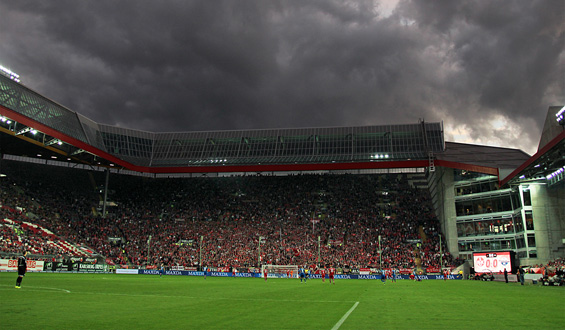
[0,284,71,293]
[331,301,359,330]
[75,291,356,303]
[30,286,71,293]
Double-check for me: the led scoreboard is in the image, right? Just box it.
[473,252,513,273]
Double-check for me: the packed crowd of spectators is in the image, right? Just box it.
[529,258,565,286]
[0,160,459,271]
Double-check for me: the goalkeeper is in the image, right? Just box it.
[15,251,28,289]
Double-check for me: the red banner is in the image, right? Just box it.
[399,268,414,274]
[426,267,441,273]
[359,268,371,275]
[0,259,44,272]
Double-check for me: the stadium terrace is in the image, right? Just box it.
[0,72,563,277]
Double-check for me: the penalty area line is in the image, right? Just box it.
[331,301,359,330]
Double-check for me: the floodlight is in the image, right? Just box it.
[16,127,33,135]
[0,65,20,82]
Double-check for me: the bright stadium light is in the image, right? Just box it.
[556,106,565,125]
[16,127,33,136]
[0,64,21,82]
[372,153,390,159]
[546,166,565,180]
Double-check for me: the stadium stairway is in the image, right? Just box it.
[21,221,90,257]
[419,225,428,243]
[407,174,428,189]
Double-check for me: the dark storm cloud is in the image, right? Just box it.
[0,0,563,154]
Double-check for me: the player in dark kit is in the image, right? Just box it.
[15,251,28,289]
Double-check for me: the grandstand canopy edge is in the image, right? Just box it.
[0,74,502,176]
[0,74,452,173]
[500,130,565,187]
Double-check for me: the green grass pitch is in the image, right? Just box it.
[1,272,563,329]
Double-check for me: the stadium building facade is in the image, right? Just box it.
[0,73,563,267]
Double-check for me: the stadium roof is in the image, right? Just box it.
[0,74,446,172]
[500,106,565,188]
[0,73,541,179]
[439,142,531,174]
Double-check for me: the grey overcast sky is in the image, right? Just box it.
[1,0,563,155]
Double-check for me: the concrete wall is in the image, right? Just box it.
[528,183,565,263]
[428,167,459,257]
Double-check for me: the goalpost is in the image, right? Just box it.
[261,264,299,278]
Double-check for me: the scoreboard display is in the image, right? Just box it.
[473,252,512,273]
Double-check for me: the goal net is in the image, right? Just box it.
[261,264,299,278]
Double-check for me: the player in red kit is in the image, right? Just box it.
[328,266,335,284]
[263,268,268,282]
[321,268,326,283]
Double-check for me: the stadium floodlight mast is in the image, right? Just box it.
[101,169,110,218]
[199,235,203,270]
[440,234,443,271]
[317,236,321,263]
[258,236,266,266]
[378,235,382,270]
[147,235,152,265]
